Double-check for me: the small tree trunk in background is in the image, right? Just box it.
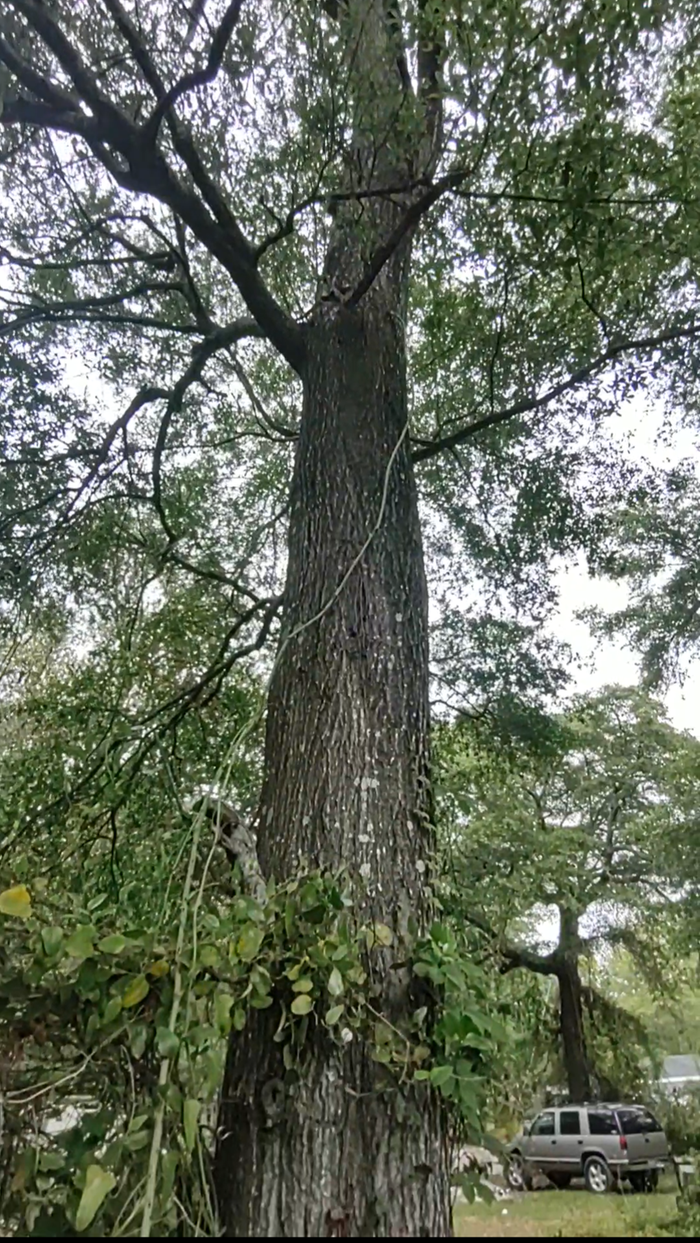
[557,909,592,1103]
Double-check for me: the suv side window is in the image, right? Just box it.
[559,1110,581,1135]
[588,1110,619,1136]
[530,1112,555,1137]
[616,1108,663,1135]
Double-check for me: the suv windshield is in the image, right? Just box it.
[616,1108,663,1135]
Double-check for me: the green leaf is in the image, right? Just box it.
[129,1023,148,1059]
[0,884,31,919]
[372,1045,392,1064]
[161,1150,179,1201]
[65,926,96,960]
[429,1064,454,1087]
[291,993,314,1016]
[237,926,265,962]
[124,1129,150,1152]
[327,967,344,998]
[214,990,234,1033]
[122,975,149,1008]
[102,996,122,1025]
[38,1152,65,1171]
[183,1099,199,1153]
[41,926,63,956]
[75,1164,116,1231]
[325,1004,344,1025]
[373,922,393,946]
[291,977,313,993]
[156,1027,180,1058]
[97,933,128,955]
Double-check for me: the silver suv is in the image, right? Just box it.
[508,1104,669,1194]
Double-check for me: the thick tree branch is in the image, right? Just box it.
[0,5,306,373]
[463,911,559,976]
[151,318,265,542]
[346,171,466,306]
[412,322,700,464]
[144,0,245,138]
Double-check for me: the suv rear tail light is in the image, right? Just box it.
[619,1135,628,1152]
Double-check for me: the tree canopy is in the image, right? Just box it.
[1,0,700,1236]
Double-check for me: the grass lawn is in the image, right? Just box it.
[454,1184,678,1237]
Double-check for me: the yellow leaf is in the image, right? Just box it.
[0,885,31,919]
[122,975,149,1008]
[147,959,169,978]
[373,922,393,947]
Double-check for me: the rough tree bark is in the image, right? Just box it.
[214,279,451,1238]
[213,5,451,1236]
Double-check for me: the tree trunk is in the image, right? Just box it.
[556,910,592,1104]
[213,285,451,1234]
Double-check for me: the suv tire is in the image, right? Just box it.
[584,1155,612,1195]
[506,1154,524,1191]
[629,1170,659,1194]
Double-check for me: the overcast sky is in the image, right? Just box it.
[550,388,700,739]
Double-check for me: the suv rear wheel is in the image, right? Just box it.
[629,1170,660,1194]
[584,1155,612,1195]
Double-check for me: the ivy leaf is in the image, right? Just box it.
[147,959,169,977]
[429,1064,454,1087]
[373,922,393,946]
[325,1004,344,1025]
[65,926,96,960]
[291,993,314,1016]
[237,926,265,962]
[372,1045,392,1064]
[156,1027,180,1058]
[75,1164,116,1231]
[97,934,127,955]
[0,884,31,918]
[41,926,63,956]
[122,975,149,1008]
[291,977,313,993]
[129,1023,148,1059]
[183,1099,199,1153]
[327,967,344,997]
[102,996,122,1025]
[214,990,234,1033]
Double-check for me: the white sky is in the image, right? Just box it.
[550,389,700,739]
[553,559,700,738]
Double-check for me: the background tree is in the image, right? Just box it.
[438,686,700,1102]
[1,1,700,1236]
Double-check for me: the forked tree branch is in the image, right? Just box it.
[412,322,700,463]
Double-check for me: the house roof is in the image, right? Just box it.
[660,1054,700,1083]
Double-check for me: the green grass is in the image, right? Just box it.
[454,1185,677,1237]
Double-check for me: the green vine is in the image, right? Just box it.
[0,861,498,1236]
